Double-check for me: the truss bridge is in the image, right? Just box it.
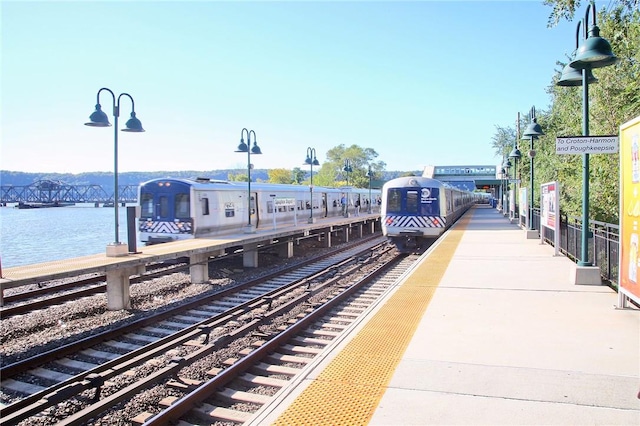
[0,180,138,205]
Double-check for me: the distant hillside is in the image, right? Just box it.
[0,170,414,190]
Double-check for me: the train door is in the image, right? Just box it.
[250,191,259,227]
[322,193,328,217]
[154,191,172,221]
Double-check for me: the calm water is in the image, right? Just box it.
[0,204,140,269]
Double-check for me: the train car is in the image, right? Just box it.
[381,176,476,252]
[137,177,381,245]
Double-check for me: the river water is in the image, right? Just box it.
[0,204,140,269]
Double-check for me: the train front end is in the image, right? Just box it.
[381,177,446,252]
[138,179,195,245]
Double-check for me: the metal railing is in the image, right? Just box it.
[528,207,619,287]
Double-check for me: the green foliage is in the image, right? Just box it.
[227,171,248,182]
[268,168,295,184]
[291,167,306,184]
[319,144,386,188]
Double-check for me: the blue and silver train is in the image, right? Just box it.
[137,177,381,245]
[381,176,477,252]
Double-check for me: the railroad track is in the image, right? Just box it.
[0,236,398,424]
[144,253,422,426]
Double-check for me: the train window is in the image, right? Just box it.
[267,201,274,214]
[387,189,403,212]
[140,193,153,216]
[201,197,210,216]
[406,191,419,213]
[175,193,190,218]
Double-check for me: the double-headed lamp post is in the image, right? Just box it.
[304,147,320,223]
[367,165,373,213]
[522,106,544,233]
[558,1,617,268]
[343,159,353,186]
[502,158,511,217]
[509,138,522,222]
[85,88,144,257]
[235,128,262,233]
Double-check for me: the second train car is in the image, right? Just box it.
[137,177,381,245]
[381,176,477,252]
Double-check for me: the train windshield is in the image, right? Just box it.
[175,193,190,218]
[387,189,403,212]
[406,191,419,212]
[386,187,440,216]
[140,193,154,216]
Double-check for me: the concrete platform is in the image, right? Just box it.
[249,205,640,425]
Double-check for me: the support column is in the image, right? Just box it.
[369,221,376,235]
[276,239,294,258]
[243,243,259,268]
[189,253,209,284]
[106,266,141,310]
[324,229,333,248]
[357,223,363,238]
[343,226,350,243]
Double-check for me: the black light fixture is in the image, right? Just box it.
[569,3,618,70]
[85,88,144,256]
[343,159,353,186]
[304,147,320,223]
[235,128,262,232]
[558,20,598,87]
[509,137,522,220]
[559,1,617,268]
[522,106,544,231]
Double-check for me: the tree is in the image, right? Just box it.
[268,168,295,184]
[315,144,386,188]
[227,171,247,182]
[292,167,305,184]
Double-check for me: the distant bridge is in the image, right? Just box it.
[0,180,138,205]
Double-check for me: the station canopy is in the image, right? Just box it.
[422,165,504,191]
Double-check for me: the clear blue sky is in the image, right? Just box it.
[1,0,588,174]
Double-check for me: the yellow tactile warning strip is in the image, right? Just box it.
[272,211,473,426]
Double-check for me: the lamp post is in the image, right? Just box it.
[343,159,353,186]
[304,147,320,223]
[509,134,522,222]
[502,158,511,217]
[235,128,262,233]
[522,106,544,234]
[85,88,144,257]
[367,165,373,213]
[558,1,617,268]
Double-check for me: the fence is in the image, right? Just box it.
[528,208,619,288]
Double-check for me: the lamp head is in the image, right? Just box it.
[251,142,262,155]
[122,111,145,132]
[522,118,544,138]
[85,104,111,127]
[509,146,522,160]
[557,61,598,86]
[236,138,249,153]
[569,25,618,69]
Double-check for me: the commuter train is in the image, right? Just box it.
[381,176,477,252]
[138,177,381,245]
